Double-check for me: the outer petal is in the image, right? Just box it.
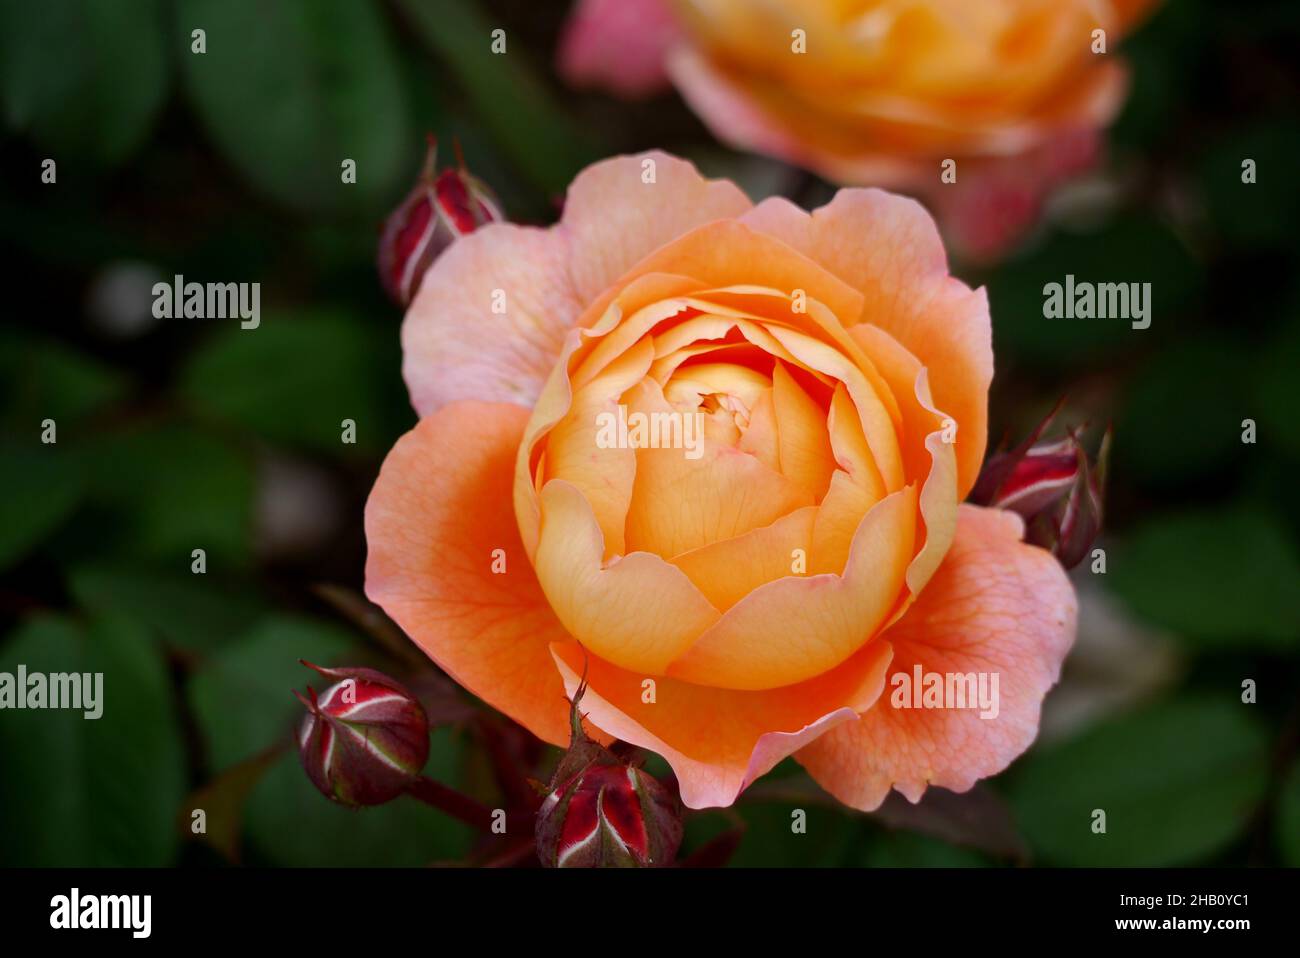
[552,636,895,809]
[797,505,1077,810]
[561,151,751,305]
[742,191,992,496]
[403,225,582,417]
[403,153,749,417]
[364,401,571,746]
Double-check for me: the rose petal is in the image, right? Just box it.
[742,191,991,496]
[551,636,894,809]
[797,505,1077,810]
[667,486,916,690]
[364,402,571,746]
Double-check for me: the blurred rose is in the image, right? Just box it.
[365,151,1076,810]
[558,0,685,99]
[559,0,1157,259]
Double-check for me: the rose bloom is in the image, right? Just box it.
[365,152,1075,810]
[559,0,1157,258]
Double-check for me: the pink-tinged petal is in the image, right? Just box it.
[930,128,1103,262]
[404,153,747,417]
[561,151,751,305]
[364,401,571,746]
[742,191,991,497]
[551,637,895,809]
[557,0,683,99]
[797,505,1077,811]
[403,224,581,416]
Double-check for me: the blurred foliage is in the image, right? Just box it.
[1,0,1298,868]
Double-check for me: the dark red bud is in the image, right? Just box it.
[535,681,683,867]
[377,135,502,307]
[972,401,1110,570]
[294,661,430,807]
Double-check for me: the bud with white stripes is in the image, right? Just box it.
[294,661,430,807]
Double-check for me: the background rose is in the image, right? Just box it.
[365,151,1076,809]
[560,0,1158,258]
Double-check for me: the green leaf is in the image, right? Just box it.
[1278,761,1300,866]
[394,0,598,195]
[178,0,413,214]
[1009,698,1270,865]
[180,309,409,456]
[0,613,186,865]
[1113,336,1252,485]
[70,562,266,653]
[725,804,862,867]
[0,331,126,432]
[1256,314,1300,461]
[188,615,473,864]
[1197,119,1300,251]
[855,829,990,868]
[76,425,254,566]
[244,728,473,866]
[188,614,354,769]
[0,0,168,165]
[0,443,84,570]
[1107,509,1300,649]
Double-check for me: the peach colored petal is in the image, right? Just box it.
[764,323,904,490]
[560,151,751,305]
[533,478,721,674]
[404,153,746,417]
[797,505,1077,811]
[588,221,866,340]
[403,224,581,416]
[850,323,958,597]
[364,401,571,746]
[541,337,655,558]
[514,272,707,559]
[552,636,895,809]
[668,505,817,612]
[621,379,812,557]
[771,359,836,501]
[667,486,916,690]
[742,191,991,496]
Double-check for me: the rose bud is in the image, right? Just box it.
[535,684,683,868]
[293,661,430,807]
[971,402,1111,570]
[377,135,503,307]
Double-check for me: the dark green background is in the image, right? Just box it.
[0,0,1297,867]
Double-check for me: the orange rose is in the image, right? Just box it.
[559,0,1157,257]
[667,0,1153,181]
[365,152,1076,809]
